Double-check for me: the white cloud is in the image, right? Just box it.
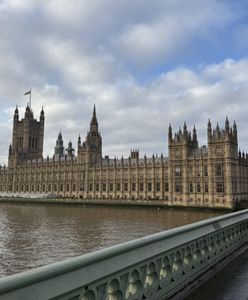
[0,1,247,164]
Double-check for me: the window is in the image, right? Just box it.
[67,184,70,191]
[124,183,128,191]
[175,182,181,193]
[189,183,193,193]
[96,183,99,191]
[216,164,223,177]
[216,183,224,193]
[132,183,136,192]
[164,182,169,192]
[102,183,106,191]
[196,166,201,177]
[204,183,209,193]
[109,183,113,192]
[117,183,121,191]
[139,182,143,192]
[60,184,63,192]
[204,166,208,176]
[197,184,201,193]
[54,184,57,191]
[148,182,152,192]
[156,182,160,192]
[189,166,193,177]
[175,166,181,177]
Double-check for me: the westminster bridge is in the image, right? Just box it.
[0,209,247,300]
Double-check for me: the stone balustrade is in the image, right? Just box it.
[0,210,248,300]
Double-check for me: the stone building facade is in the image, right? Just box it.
[0,103,248,209]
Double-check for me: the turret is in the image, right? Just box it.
[78,135,81,146]
[66,141,75,158]
[24,104,33,119]
[225,116,229,133]
[192,125,198,147]
[183,122,187,137]
[168,123,172,144]
[40,107,44,122]
[14,106,19,122]
[54,132,64,158]
[130,149,139,159]
[207,118,212,142]
[233,120,237,142]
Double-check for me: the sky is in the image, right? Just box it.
[0,0,248,164]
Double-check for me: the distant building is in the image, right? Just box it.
[0,102,247,209]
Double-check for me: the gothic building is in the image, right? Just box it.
[0,102,248,209]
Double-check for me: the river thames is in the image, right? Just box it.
[0,203,223,278]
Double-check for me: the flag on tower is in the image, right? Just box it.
[24,90,31,95]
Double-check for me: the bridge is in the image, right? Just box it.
[0,210,247,300]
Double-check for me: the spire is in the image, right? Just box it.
[91,104,98,125]
[90,103,98,134]
[225,116,229,132]
[179,127,182,136]
[192,125,198,148]
[93,103,96,117]
[78,134,81,146]
[40,106,44,121]
[216,122,220,137]
[183,121,187,133]
[14,105,19,121]
[168,123,172,142]
[207,118,212,140]
[233,120,237,133]
[193,125,197,139]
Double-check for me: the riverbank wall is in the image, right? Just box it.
[0,196,233,212]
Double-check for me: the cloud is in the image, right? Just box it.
[0,1,248,164]
[115,0,232,68]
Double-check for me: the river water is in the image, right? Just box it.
[0,203,223,278]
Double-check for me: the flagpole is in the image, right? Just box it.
[29,88,32,108]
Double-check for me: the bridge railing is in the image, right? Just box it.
[0,210,248,300]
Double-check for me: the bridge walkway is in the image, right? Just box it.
[186,249,248,300]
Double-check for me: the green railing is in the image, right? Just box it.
[0,210,248,300]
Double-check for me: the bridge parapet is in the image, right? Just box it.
[0,210,248,299]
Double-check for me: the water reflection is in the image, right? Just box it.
[0,203,223,277]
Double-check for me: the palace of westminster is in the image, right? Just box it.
[0,102,248,209]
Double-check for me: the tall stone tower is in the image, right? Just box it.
[78,105,102,165]
[8,105,45,167]
[207,117,238,205]
[168,122,199,204]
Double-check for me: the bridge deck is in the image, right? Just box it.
[187,249,248,300]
